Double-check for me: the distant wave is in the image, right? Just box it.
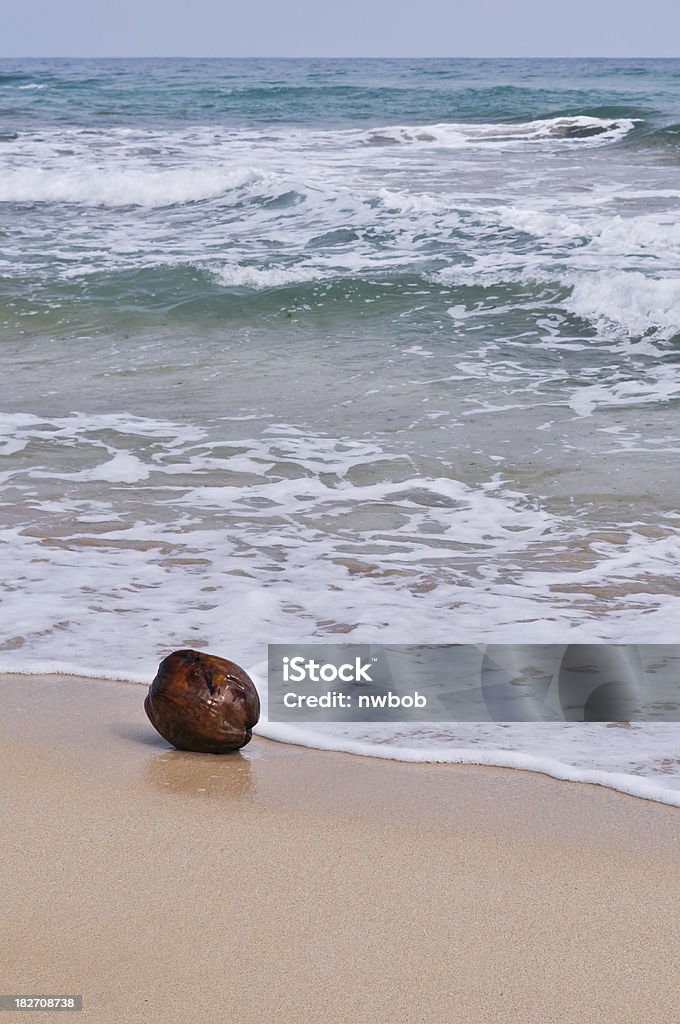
[0,72,32,84]
[356,115,637,149]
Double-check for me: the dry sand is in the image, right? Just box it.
[1,672,680,1023]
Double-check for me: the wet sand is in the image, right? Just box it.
[1,672,679,1023]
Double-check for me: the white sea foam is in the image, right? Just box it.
[498,207,587,241]
[212,264,326,288]
[569,371,680,416]
[81,452,151,483]
[566,272,680,341]
[592,214,680,255]
[0,165,260,207]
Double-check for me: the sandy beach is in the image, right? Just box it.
[2,671,680,1023]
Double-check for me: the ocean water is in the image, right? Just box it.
[2,57,680,804]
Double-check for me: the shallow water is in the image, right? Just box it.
[1,58,679,801]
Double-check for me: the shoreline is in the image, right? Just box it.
[3,669,680,809]
[2,673,680,1022]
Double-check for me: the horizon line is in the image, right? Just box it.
[2,54,680,61]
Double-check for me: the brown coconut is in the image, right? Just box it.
[145,649,260,753]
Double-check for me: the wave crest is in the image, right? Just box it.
[0,165,261,207]
[358,115,636,149]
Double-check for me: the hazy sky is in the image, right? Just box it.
[4,0,680,59]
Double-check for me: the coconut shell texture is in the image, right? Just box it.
[145,649,260,753]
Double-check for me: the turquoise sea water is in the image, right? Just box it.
[2,58,680,799]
